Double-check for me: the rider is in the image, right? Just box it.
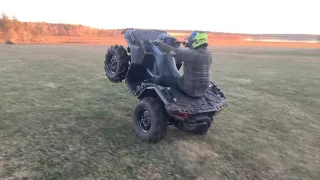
[154,31,212,97]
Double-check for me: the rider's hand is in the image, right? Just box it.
[182,41,187,46]
[153,39,161,46]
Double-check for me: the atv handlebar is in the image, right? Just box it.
[149,39,188,48]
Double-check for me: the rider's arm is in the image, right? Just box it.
[157,42,195,63]
[173,48,196,63]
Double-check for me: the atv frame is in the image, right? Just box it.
[104,28,227,143]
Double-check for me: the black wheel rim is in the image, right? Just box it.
[107,55,117,75]
[139,110,151,133]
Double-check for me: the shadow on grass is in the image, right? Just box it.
[101,119,211,145]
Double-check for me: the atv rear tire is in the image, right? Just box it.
[104,45,129,83]
[133,97,168,143]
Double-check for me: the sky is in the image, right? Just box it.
[1,0,319,34]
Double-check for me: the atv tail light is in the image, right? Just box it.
[175,112,188,120]
[166,105,189,120]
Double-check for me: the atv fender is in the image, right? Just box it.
[136,82,227,115]
[137,85,169,105]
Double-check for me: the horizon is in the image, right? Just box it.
[1,0,320,35]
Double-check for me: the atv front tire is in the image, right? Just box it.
[133,97,168,143]
[104,45,129,83]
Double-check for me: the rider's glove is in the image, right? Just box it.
[153,39,161,46]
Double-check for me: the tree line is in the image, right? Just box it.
[0,13,121,43]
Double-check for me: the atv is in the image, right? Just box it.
[104,28,227,143]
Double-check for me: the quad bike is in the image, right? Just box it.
[104,28,228,143]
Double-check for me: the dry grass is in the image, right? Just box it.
[0,45,319,180]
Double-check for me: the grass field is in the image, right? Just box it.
[1,44,320,180]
